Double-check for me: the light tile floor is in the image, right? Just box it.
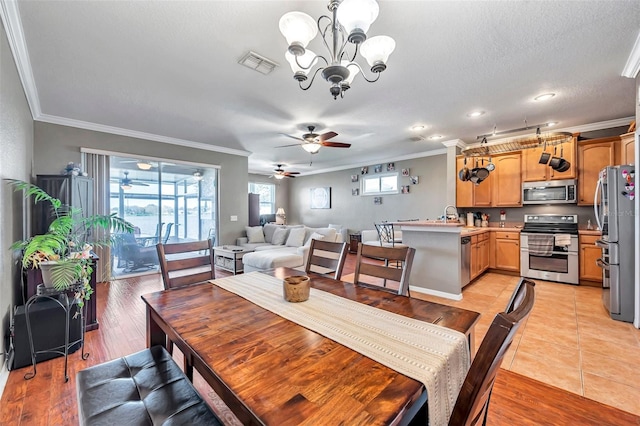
[410,272,640,416]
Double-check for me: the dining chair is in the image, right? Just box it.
[353,243,415,296]
[374,222,405,248]
[305,239,348,280]
[449,277,536,426]
[161,222,173,244]
[156,239,215,380]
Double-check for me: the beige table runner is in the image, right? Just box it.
[211,272,470,426]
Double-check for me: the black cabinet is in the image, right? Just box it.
[35,175,94,235]
[349,234,362,253]
[248,193,260,227]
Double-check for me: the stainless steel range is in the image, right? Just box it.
[520,214,579,285]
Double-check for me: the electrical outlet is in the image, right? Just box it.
[230,215,238,222]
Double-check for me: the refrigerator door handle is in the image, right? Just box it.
[595,239,609,249]
[593,177,602,231]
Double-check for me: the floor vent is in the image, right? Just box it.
[238,51,279,75]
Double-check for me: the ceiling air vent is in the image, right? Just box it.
[238,51,278,75]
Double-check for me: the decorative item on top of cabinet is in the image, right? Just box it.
[577,137,617,205]
[491,153,522,207]
[579,234,603,285]
[618,132,635,166]
[522,134,577,181]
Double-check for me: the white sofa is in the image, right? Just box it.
[238,224,345,272]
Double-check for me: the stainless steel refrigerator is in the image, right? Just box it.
[594,165,636,322]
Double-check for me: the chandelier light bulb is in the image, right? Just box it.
[360,35,395,71]
[302,143,322,153]
[336,0,379,43]
[285,49,318,76]
[279,11,317,53]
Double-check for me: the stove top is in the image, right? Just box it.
[522,214,579,235]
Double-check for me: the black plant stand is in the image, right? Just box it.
[24,284,89,382]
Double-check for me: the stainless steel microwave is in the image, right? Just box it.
[522,179,577,204]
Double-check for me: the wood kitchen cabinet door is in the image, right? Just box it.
[472,157,492,207]
[522,136,577,181]
[494,232,520,272]
[580,234,603,282]
[618,132,635,165]
[548,137,576,180]
[577,138,617,205]
[491,153,522,207]
[456,156,473,207]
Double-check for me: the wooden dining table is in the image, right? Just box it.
[141,267,480,426]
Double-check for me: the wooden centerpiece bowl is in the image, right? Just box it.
[283,275,310,302]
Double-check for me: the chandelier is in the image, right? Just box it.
[279,0,395,100]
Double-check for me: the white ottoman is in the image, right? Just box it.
[242,247,305,272]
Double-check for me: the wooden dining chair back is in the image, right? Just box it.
[353,243,415,296]
[305,239,348,280]
[449,277,536,426]
[156,239,215,290]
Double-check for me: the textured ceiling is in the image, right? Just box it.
[6,1,640,175]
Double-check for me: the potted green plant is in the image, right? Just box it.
[8,179,133,309]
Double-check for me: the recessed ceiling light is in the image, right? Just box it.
[466,111,485,118]
[546,121,558,127]
[411,125,425,131]
[534,93,556,101]
[429,135,443,140]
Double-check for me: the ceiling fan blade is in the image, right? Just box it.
[276,143,303,148]
[285,175,296,178]
[319,131,338,141]
[280,133,304,142]
[321,141,351,148]
[285,171,300,175]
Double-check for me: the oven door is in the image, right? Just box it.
[520,233,579,284]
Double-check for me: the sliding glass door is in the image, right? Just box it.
[109,156,218,278]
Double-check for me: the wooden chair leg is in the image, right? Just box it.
[167,338,174,355]
[184,356,194,382]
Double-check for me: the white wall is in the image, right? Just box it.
[288,154,447,232]
[0,19,34,397]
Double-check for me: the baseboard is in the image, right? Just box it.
[409,286,463,301]
[0,358,9,400]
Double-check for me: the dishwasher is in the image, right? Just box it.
[460,236,471,288]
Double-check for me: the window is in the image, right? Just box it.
[361,173,399,195]
[248,182,276,214]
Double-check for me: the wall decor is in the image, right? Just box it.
[402,168,410,176]
[351,174,359,182]
[374,164,382,173]
[374,196,382,205]
[310,187,331,209]
[361,166,368,175]
[401,185,410,194]
[352,188,359,196]
[410,176,419,185]
[387,162,395,171]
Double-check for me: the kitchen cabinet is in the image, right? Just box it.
[490,231,520,272]
[522,135,576,181]
[491,153,522,207]
[618,132,635,165]
[470,232,489,280]
[577,137,617,205]
[579,234,602,283]
[455,156,492,207]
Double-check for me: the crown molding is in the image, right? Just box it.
[441,139,466,149]
[558,116,635,134]
[1,0,40,117]
[300,148,447,177]
[37,113,252,157]
[622,31,640,78]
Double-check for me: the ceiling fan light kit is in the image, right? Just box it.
[279,0,395,99]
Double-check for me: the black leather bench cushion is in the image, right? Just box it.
[76,345,222,426]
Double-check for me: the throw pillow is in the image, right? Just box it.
[262,223,280,243]
[245,226,265,243]
[304,232,326,247]
[286,227,306,247]
[271,228,289,245]
[309,227,337,243]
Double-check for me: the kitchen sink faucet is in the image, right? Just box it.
[443,205,459,221]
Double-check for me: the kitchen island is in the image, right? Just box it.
[394,221,467,300]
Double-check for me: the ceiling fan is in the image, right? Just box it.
[278,126,351,154]
[269,164,300,180]
[120,159,157,170]
[120,171,149,190]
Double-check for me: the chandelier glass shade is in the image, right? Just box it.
[279,0,395,99]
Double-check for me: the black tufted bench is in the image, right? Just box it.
[76,345,223,425]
